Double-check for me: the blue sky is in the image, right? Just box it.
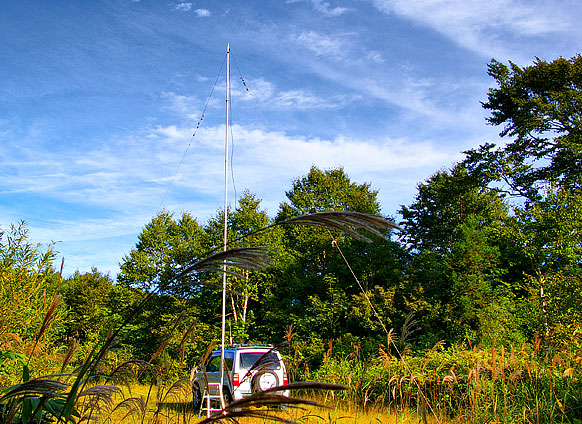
[1,0,580,278]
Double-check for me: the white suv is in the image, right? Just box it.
[191,344,289,410]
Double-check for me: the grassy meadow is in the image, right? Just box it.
[111,384,434,424]
[3,335,578,423]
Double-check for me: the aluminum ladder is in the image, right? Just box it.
[199,382,223,417]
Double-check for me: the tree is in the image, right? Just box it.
[265,167,403,360]
[118,211,207,296]
[117,211,218,363]
[0,222,66,385]
[0,222,63,344]
[203,190,276,343]
[508,186,582,343]
[399,165,507,253]
[464,55,582,200]
[398,164,517,345]
[61,269,135,345]
[278,166,381,218]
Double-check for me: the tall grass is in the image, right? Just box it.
[311,340,582,423]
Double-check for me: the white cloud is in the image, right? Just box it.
[366,51,385,63]
[195,8,210,17]
[310,0,349,16]
[274,90,340,110]
[161,92,201,118]
[287,0,349,16]
[231,77,346,110]
[8,120,452,212]
[174,2,192,11]
[292,30,349,58]
[372,0,577,59]
[231,78,274,102]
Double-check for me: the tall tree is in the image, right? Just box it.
[399,164,516,345]
[464,55,582,200]
[508,186,582,342]
[117,211,215,361]
[267,167,403,359]
[61,269,134,345]
[204,190,277,343]
[118,211,207,296]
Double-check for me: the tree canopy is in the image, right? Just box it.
[464,55,582,200]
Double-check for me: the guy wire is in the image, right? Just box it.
[158,56,226,211]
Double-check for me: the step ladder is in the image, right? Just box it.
[199,383,224,417]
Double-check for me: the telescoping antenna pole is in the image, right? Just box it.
[219,42,230,410]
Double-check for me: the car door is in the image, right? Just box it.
[204,354,221,395]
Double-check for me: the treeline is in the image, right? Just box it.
[2,54,581,385]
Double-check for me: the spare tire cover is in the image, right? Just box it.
[251,370,279,393]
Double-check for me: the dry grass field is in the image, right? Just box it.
[108,384,445,424]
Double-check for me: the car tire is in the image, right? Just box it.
[192,383,202,411]
[223,388,233,406]
[251,370,279,393]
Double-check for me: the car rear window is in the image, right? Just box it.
[239,352,280,370]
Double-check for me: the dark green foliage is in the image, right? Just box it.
[257,166,405,368]
[464,55,582,200]
[61,269,134,345]
[398,164,518,345]
[506,186,582,346]
[118,211,207,295]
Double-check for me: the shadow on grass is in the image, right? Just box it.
[156,400,197,415]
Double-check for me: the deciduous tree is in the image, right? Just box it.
[464,55,582,200]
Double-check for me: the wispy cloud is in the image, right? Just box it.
[287,0,349,16]
[292,30,349,58]
[195,8,210,17]
[2,119,455,212]
[174,2,192,12]
[231,78,275,102]
[274,90,337,109]
[140,122,457,213]
[310,0,349,16]
[372,0,577,59]
[160,92,212,121]
[230,77,350,110]
[366,51,385,64]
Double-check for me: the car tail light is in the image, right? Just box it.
[233,373,239,387]
[282,370,288,386]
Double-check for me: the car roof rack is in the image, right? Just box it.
[220,343,274,349]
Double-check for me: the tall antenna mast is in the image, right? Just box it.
[219,42,230,409]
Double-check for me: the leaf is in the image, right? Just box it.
[22,365,30,383]
[1,378,68,401]
[173,246,272,281]
[281,211,400,243]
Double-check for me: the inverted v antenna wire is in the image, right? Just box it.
[231,53,441,424]
[232,53,323,216]
[158,57,226,211]
[332,240,440,423]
